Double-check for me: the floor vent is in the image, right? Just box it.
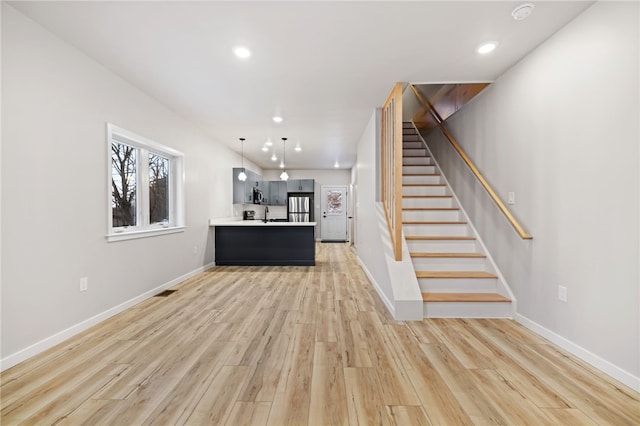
[155,289,177,297]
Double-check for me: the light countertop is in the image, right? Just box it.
[211,220,317,227]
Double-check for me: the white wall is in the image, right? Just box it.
[354,110,394,308]
[0,5,257,367]
[425,1,639,387]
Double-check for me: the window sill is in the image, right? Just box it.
[107,226,186,242]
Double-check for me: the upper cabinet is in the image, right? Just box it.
[287,179,314,193]
[232,168,262,204]
[268,181,287,205]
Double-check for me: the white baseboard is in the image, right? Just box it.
[0,262,215,372]
[356,255,395,317]
[516,314,640,392]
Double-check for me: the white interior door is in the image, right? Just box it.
[321,185,348,241]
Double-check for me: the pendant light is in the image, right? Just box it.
[280,137,289,181]
[237,138,247,181]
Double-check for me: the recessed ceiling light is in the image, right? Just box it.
[294,144,302,152]
[272,116,283,123]
[233,46,251,59]
[271,153,277,161]
[512,3,534,21]
[477,42,498,54]
[261,145,269,152]
[279,162,284,168]
[334,161,340,168]
[265,138,273,147]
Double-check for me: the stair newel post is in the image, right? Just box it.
[382,83,404,261]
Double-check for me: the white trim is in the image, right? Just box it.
[106,225,185,242]
[356,254,395,317]
[0,262,215,372]
[516,314,640,392]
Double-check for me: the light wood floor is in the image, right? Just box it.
[2,243,639,425]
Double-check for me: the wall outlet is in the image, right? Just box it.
[508,192,516,205]
[558,285,567,302]
[80,277,88,292]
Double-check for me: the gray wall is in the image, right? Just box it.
[425,1,639,384]
[1,5,256,364]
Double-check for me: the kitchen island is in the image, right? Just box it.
[212,221,316,266]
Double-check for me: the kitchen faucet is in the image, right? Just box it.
[264,206,269,222]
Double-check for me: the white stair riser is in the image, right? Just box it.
[403,165,437,174]
[406,240,478,252]
[411,257,487,271]
[402,210,461,221]
[402,156,432,165]
[403,223,469,236]
[402,175,441,184]
[403,149,427,157]
[418,277,497,292]
[403,141,423,147]
[402,185,448,196]
[423,301,512,318]
[403,136,421,142]
[403,197,454,208]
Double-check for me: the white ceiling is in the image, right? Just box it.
[9,1,593,171]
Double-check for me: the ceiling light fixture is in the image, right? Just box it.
[294,144,302,152]
[237,138,247,181]
[334,161,340,168]
[477,42,498,54]
[261,145,269,152]
[512,3,534,21]
[280,137,289,181]
[233,46,251,59]
[272,116,283,123]
[265,138,273,147]
[271,153,277,162]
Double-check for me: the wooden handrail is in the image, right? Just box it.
[381,83,404,260]
[409,84,532,240]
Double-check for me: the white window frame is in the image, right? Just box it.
[107,123,185,242]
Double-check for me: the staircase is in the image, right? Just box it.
[401,122,512,318]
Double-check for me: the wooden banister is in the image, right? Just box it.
[409,84,532,240]
[381,83,404,260]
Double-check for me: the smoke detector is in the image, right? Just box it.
[512,3,534,21]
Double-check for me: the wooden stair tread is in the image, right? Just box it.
[410,252,485,258]
[406,236,475,241]
[416,271,496,278]
[422,293,510,302]
[403,207,459,211]
[403,221,467,225]
[402,195,452,198]
[402,184,444,187]
[402,173,440,176]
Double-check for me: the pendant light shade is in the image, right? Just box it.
[280,137,288,181]
[238,138,247,181]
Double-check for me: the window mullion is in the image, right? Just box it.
[139,148,150,227]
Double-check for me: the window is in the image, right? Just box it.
[107,123,184,242]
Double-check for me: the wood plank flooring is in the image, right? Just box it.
[2,243,639,425]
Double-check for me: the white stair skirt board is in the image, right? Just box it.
[424,301,512,318]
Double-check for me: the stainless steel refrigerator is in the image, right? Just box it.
[288,194,313,222]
